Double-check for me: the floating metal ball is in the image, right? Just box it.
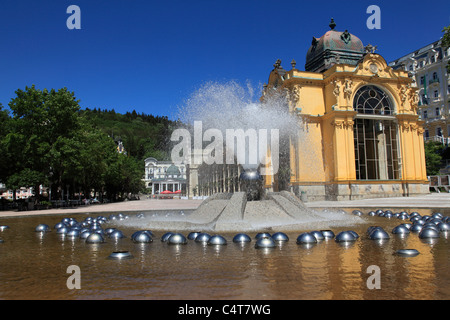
[392,225,410,234]
[432,213,443,219]
[167,233,187,245]
[108,251,133,260]
[335,231,357,242]
[35,224,51,232]
[368,228,390,240]
[54,222,66,229]
[195,233,211,243]
[375,210,384,215]
[80,230,92,239]
[271,232,289,242]
[255,237,276,249]
[438,223,450,232]
[255,232,271,240]
[410,224,423,233]
[56,226,70,234]
[419,228,440,239]
[352,210,363,216]
[105,228,116,235]
[395,249,420,257]
[85,233,105,244]
[188,231,202,240]
[0,226,10,231]
[296,233,318,244]
[311,231,325,241]
[208,235,227,245]
[161,232,174,242]
[401,223,412,230]
[232,233,252,243]
[384,213,393,219]
[321,230,335,239]
[368,211,376,216]
[67,229,80,237]
[132,231,153,243]
[109,230,125,239]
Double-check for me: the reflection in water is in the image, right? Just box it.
[0,209,448,299]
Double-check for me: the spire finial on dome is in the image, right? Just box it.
[329,18,336,30]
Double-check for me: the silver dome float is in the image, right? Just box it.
[335,231,357,243]
[35,224,51,232]
[395,249,420,257]
[232,234,252,243]
[296,233,318,244]
[207,235,227,245]
[108,251,133,260]
[271,232,289,242]
[255,237,276,249]
[85,233,105,244]
[167,233,187,245]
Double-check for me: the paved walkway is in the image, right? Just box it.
[305,193,450,209]
[1,193,449,218]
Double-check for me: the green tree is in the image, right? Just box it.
[424,141,444,175]
[442,25,450,73]
[4,85,81,201]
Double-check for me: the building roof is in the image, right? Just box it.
[305,20,364,73]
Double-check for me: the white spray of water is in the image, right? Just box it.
[176,81,303,170]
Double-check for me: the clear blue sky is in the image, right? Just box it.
[0,0,449,119]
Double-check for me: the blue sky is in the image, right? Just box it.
[0,0,449,119]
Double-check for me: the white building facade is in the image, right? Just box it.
[389,39,450,144]
[143,157,187,195]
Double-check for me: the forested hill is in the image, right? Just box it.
[79,108,179,162]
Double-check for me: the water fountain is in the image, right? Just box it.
[116,81,365,233]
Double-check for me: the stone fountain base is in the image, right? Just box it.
[138,191,362,232]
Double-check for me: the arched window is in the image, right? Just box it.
[353,85,401,180]
[353,85,392,115]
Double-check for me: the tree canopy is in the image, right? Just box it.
[0,85,176,203]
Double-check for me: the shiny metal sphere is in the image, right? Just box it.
[255,232,271,240]
[271,232,289,242]
[195,233,211,243]
[161,232,174,242]
[54,222,66,229]
[392,225,410,234]
[232,233,252,243]
[132,231,153,243]
[335,231,357,242]
[352,210,363,216]
[255,237,276,248]
[401,223,412,230]
[438,222,450,232]
[395,249,420,257]
[368,211,376,216]
[109,230,125,239]
[56,226,70,234]
[35,224,51,232]
[208,235,227,245]
[368,228,390,240]
[321,230,335,239]
[348,230,359,239]
[296,233,318,244]
[188,231,202,240]
[67,229,80,237]
[80,230,92,239]
[0,226,10,231]
[311,231,325,241]
[108,251,133,260]
[410,224,423,233]
[105,228,116,235]
[384,213,393,219]
[432,213,443,219]
[85,233,105,244]
[167,233,187,245]
[419,228,440,239]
